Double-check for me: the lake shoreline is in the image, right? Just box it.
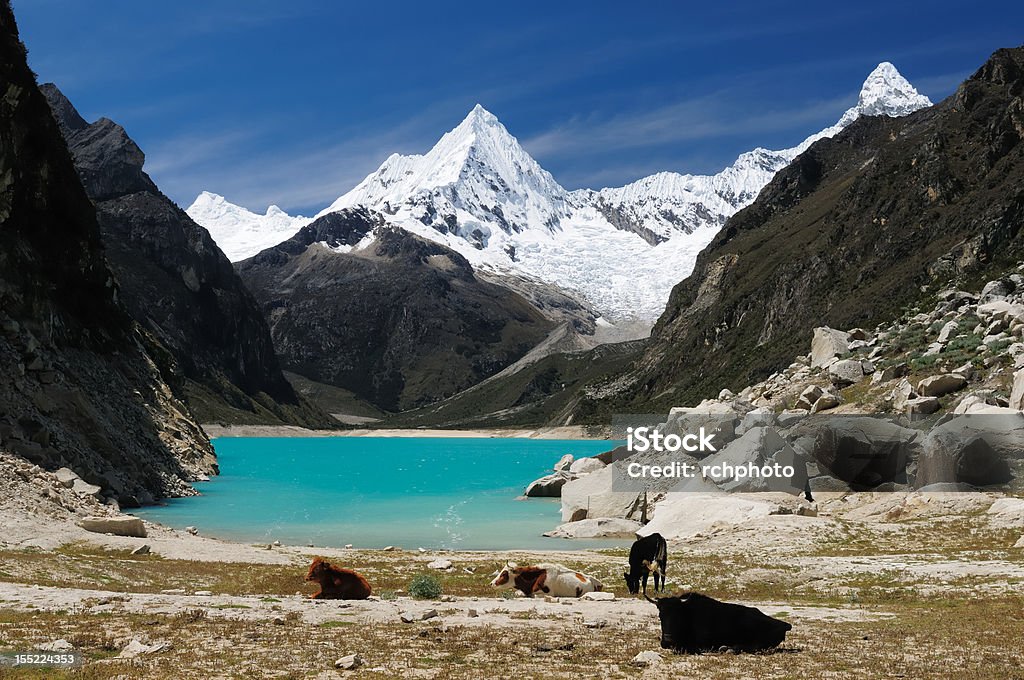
[137,436,616,551]
[201,424,606,440]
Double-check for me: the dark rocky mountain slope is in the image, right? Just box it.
[0,1,215,505]
[238,210,557,412]
[40,85,333,428]
[584,46,1024,417]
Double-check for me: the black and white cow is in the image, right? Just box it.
[623,532,668,595]
[648,592,791,653]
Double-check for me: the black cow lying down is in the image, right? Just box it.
[649,592,791,653]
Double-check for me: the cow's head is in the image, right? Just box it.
[646,594,685,650]
[623,558,661,594]
[623,564,641,594]
[490,562,517,587]
[306,557,328,582]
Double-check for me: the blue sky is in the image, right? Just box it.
[13,0,1024,214]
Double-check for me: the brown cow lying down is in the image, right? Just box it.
[305,557,372,600]
[648,592,791,653]
[490,562,602,598]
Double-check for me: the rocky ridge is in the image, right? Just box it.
[586,46,1024,415]
[0,2,216,505]
[39,84,333,428]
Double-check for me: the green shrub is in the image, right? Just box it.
[987,339,1013,354]
[909,353,939,371]
[408,573,443,600]
[945,333,982,353]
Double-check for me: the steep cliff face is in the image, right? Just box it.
[238,209,556,412]
[0,1,216,505]
[40,84,334,428]
[590,47,1024,415]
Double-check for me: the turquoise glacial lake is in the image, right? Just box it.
[132,437,625,550]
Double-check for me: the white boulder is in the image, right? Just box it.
[987,498,1024,528]
[829,359,864,386]
[568,457,606,475]
[810,327,850,368]
[640,494,778,541]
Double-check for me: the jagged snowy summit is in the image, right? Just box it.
[321,103,573,243]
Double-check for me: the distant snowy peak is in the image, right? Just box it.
[186,191,309,261]
[321,104,572,248]
[843,61,932,123]
[580,62,933,244]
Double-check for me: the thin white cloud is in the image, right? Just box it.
[146,101,468,214]
[522,90,853,169]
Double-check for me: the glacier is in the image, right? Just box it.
[188,62,931,322]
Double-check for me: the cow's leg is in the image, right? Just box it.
[530,572,548,596]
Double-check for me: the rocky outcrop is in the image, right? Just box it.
[238,212,556,412]
[525,454,606,498]
[0,3,215,504]
[40,85,331,429]
[524,472,574,498]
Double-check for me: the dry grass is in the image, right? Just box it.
[0,508,1021,677]
[0,596,1022,679]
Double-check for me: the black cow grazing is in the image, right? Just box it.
[624,533,668,595]
[648,592,791,653]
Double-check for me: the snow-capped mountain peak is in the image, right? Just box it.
[847,61,932,121]
[185,191,309,261]
[319,104,571,246]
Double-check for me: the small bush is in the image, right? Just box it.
[909,353,939,371]
[175,608,208,623]
[379,590,399,601]
[987,339,1013,354]
[408,574,442,600]
[945,333,983,353]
